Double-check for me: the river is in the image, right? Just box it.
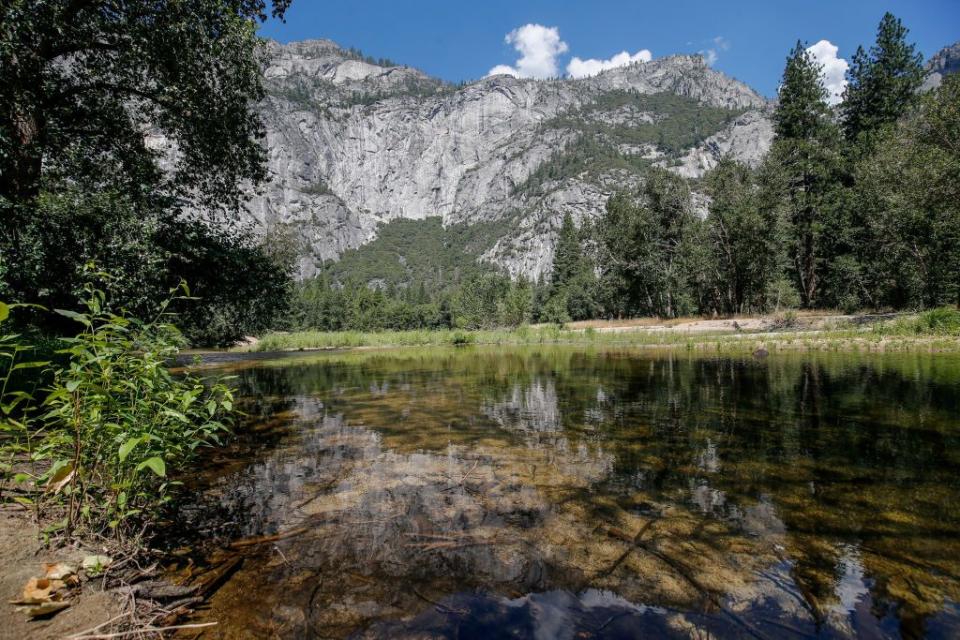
[166,346,960,639]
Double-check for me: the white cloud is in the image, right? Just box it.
[566,49,652,78]
[806,39,849,105]
[699,36,729,67]
[486,24,568,79]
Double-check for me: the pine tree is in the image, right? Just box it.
[774,42,834,140]
[841,13,924,144]
[550,213,583,293]
[768,42,843,308]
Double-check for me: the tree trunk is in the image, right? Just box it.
[2,101,44,204]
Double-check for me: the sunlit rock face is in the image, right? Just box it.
[247,40,773,279]
[922,41,960,91]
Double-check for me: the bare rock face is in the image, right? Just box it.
[247,40,773,280]
[922,41,960,91]
[666,109,775,179]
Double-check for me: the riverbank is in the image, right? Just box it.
[0,510,121,640]
[238,309,960,354]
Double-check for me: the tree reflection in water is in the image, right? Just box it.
[169,347,960,639]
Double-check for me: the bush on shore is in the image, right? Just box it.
[0,282,236,545]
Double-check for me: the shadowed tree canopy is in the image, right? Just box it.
[0,1,295,345]
[0,0,291,211]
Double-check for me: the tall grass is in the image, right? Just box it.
[244,311,960,354]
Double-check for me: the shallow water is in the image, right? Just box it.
[169,346,960,639]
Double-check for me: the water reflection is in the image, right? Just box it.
[170,347,960,639]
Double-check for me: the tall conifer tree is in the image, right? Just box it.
[768,42,842,308]
[842,13,924,144]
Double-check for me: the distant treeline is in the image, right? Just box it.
[292,13,959,331]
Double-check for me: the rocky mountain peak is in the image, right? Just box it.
[922,41,960,91]
[248,39,775,281]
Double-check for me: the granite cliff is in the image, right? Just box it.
[248,39,774,279]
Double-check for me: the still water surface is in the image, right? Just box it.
[170,346,960,639]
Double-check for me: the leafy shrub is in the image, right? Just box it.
[764,277,802,312]
[0,284,236,542]
[769,310,799,330]
[540,294,572,327]
[451,331,474,346]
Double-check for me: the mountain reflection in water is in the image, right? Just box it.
[169,347,960,639]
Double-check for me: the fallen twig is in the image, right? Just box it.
[228,526,309,548]
[68,621,218,639]
[66,612,133,639]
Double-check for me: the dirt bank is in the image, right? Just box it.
[0,510,121,640]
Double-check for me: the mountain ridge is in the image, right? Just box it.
[249,38,774,280]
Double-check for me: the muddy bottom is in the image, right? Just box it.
[164,346,960,639]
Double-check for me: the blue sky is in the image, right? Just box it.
[260,1,959,97]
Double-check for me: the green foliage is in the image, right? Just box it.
[512,135,651,196]
[855,74,960,309]
[499,278,534,328]
[0,0,288,210]
[540,293,571,326]
[551,213,583,291]
[289,217,537,332]
[0,283,236,542]
[765,277,802,312]
[842,12,925,145]
[514,92,741,196]
[556,91,739,153]
[704,158,785,313]
[767,42,844,308]
[0,2,294,348]
[321,217,509,292]
[2,190,291,346]
[292,271,534,333]
[542,213,601,321]
[594,170,701,318]
[915,307,960,334]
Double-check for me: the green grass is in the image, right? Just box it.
[241,315,960,354]
[878,307,960,336]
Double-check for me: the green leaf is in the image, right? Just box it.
[118,437,141,462]
[162,409,189,423]
[65,380,81,393]
[0,302,8,322]
[54,308,91,325]
[13,360,50,370]
[137,457,166,477]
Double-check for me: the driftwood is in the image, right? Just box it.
[194,556,244,598]
[228,526,310,549]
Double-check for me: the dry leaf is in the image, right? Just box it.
[13,577,65,604]
[46,464,75,494]
[43,562,76,581]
